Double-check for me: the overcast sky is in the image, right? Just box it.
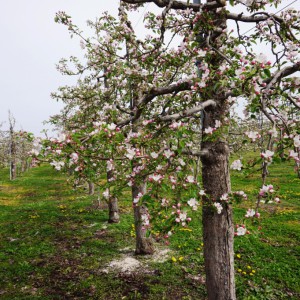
[0,1,299,136]
[0,1,123,136]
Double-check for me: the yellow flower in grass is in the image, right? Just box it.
[171,257,177,262]
[237,269,242,273]
[29,215,39,219]
[236,254,241,259]
[178,256,184,262]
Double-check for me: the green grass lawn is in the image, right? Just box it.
[0,163,299,299]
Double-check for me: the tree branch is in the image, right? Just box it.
[121,0,222,11]
[264,62,300,92]
[117,81,193,126]
[158,99,216,121]
[226,12,283,24]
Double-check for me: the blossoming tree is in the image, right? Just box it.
[43,0,300,299]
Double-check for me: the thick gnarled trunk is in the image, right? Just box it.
[199,1,235,298]
[201,140,235,300]
[132,182,154,255]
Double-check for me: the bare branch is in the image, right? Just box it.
[226,12,283,23]
[121,0,222,11]
[158,99,216,121]
[264,62,300,91]
[117,81,193,126]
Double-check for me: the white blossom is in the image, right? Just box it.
[126,148,136,160]
[236,226,247,236]
[186,175,195,183]
[245,209,255,218]
[50,161,65,171]
[214,202,223,214]
[294,135,300,147]
[164,149,174,159]
[150,152,159,159]
[231,159,243,171]
[187,198,199,210]
[103,189,109,199]
[107,123,117,130]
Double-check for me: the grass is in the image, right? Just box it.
[0,162,299,299]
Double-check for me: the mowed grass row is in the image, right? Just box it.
[0,162,299,299]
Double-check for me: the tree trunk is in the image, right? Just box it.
[107,168,120,223]
[88,181,95,195]
[132,182,154,255]
[201,141,235,300]
[108,195,120,223]
[201,103,235,300]
[197,2,235,298]
[10,139,17,180]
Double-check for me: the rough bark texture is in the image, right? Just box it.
[132,183,155,255]
[201,138,235,300]
[200,1,236,298]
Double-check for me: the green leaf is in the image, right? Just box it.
[263,69,271,78]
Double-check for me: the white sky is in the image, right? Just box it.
[0,0,299,136]
[0,1,122,136]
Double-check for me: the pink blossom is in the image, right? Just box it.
[259,184,274,197]
[261,150,274,161]
[149,174,163,182]
[289,150,299,162]
[246,131,261,142]
[186,175,195,183]
[204,127,214,135]
[274,197,281,203]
